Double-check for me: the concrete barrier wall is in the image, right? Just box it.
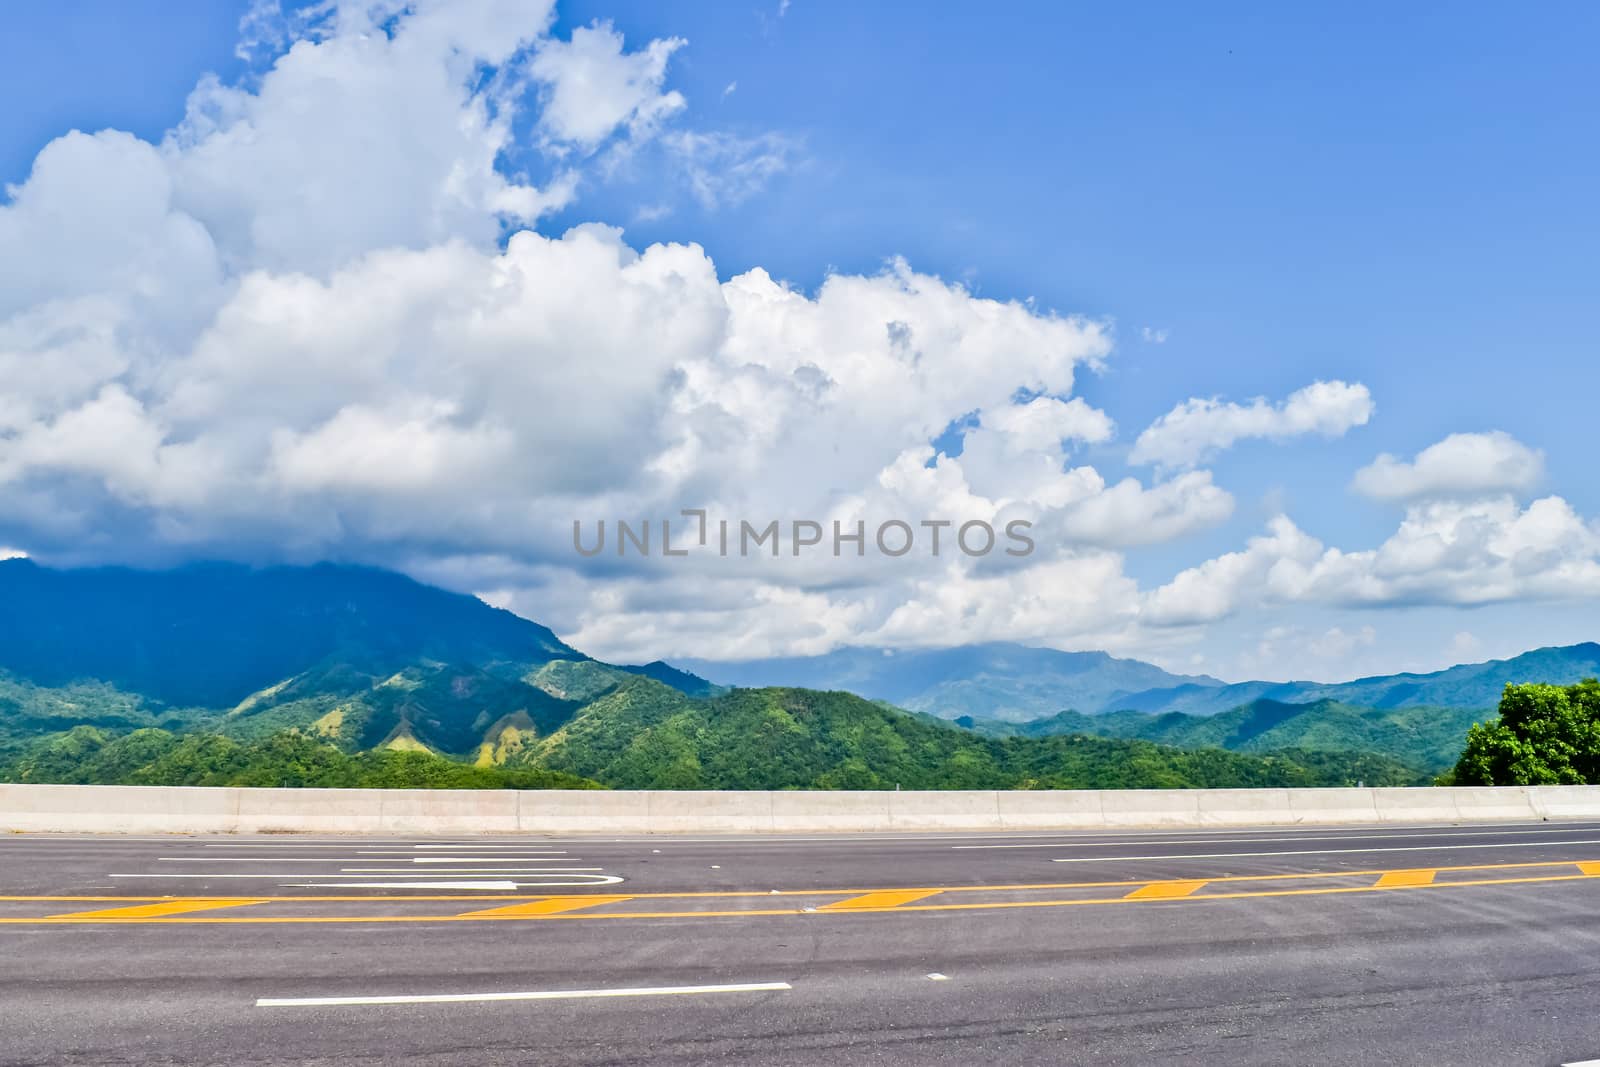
[6,783,1600,834]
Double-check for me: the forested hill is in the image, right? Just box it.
[2,679,1427,791]
[959,699,1490,775]
[0,560,1571,790]
[524,681,1425,790]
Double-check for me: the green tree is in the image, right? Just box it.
[1453,680,1600,785]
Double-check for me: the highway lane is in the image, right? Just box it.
[7,821,1600,1064]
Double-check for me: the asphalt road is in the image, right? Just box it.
[8,820,1600,1065]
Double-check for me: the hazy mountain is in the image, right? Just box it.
[0,558,581,708]
[678,643,1224,723]
[684,641,1600,721]
[961,699,1492,775]
[1104,643,1600,718]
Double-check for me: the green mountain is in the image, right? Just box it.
[1093,644,1600,718]
[959,699,1492,775]
[684,640,1600,722]
[525,680,1425,789]
[0,560,718,765]
[7,726,601,790]
[0,560,1572,790]
[0,669,1428,790]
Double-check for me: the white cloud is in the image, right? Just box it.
[1352,430,1544,502]
[529,20,686,151]
[1140,326,1168,343]
[6,0,1200,659]
[1146,495,1600,626]
[984,395,1114,450]
[167,0,574,276]
[664,130,796,209]
[2,0,1588,672]
[1144,515,1323,626]
[1130,380,1374,468]
[1051,470,1235,547]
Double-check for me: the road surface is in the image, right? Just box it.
[7,819,1600,1065]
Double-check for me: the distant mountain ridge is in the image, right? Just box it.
[682,640,1600,722]
[961,698,1491,775]
[677,643,1224,723]
[1096,642,1600,718]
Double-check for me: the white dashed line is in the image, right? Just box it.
[257,981,793,1008]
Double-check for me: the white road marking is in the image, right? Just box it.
[288,875,625,888]
[114,873,397,879]
[1050,839,1600,862]
[110,873,625,885]
[158,857,572,863]
[408,857,573,864]
[339,868,603,873]
[160,858,394,863]
[408,845,566,850]
[925,973,950,981]
[956,826,1600,850]
[200,844,399,849]
[257,981,793,1008]
[281,881,522,890]
[1560,1060,1600,1066]
[356,850,567,855]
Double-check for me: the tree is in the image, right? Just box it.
[1453,680,1600,785]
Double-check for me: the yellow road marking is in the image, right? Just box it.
[7,856,1600,905]
[5,857,1600,925]
[48,898,267,920]
[1374,869,1437,888]
[459,895,633,918]
[5,870,1600,924]
[819,889,941,911]
[1124,880,1208,900]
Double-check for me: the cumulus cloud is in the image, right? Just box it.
[1131,380,1374,468]
[1352,431,1544,502]
[1147,495,1600,626]
[167,0,575,276]
[1,0,1261,660]
[529,20,686,151]
[5,0,1586,669]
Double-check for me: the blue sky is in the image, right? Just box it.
[1,1,1596,680]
